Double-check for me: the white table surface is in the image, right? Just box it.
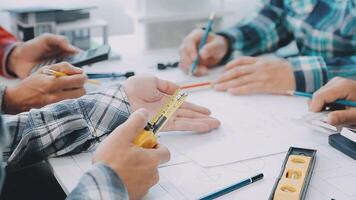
[2,35,355,200]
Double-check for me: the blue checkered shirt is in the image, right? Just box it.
[219,0,356,92]
[2,84,131,199]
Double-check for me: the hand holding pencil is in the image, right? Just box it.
[178,14,229,76]
[306,77,356,125]
[3,62,87,114]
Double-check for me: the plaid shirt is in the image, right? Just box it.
[219,0,356,92]
[0,27,17,78]
[2,84,131,199]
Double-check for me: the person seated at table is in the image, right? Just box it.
[0,27,86,114]
[309,77,356,126]
[0,74,220,199]
[179,0,356,95]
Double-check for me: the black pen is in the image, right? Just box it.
[87,71,135,79]
[199,173,264,200]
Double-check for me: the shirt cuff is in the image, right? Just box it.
[215,32,234,65]
[2,42,20,78]
[68,163,129,200]
[288,56,328,93]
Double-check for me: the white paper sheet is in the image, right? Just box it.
[148,144,356,200]
[298,112,339,134]
[159,91,325,167]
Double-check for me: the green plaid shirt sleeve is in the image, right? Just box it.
[2,84,131,168]
[218,0,356,92]
[1,84,132,199]
[218,1,294,56]
[67,163,129,200]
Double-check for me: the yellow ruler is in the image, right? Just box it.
[133,89,188,148]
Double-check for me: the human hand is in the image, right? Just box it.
[309,77,356,125]
[214,57,296,95]
[8,34,79,78]
[93,109,170,200]
[124,75,221,132]
[3,62,86,114]
[179,29,229,76]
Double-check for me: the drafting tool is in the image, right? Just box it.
[287,91,355,108]
[42,69,100,85]
[32,45,111,74]
[329,128,356,160]
[133,89,188,148]
[199,173,264,200]
[87,71,135,79]
[269,147,316,200]
[180,81,212,90]
[190,13,215,75]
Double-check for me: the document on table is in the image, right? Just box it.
[158,90,326,167]
[145,143,356,200]
[298,112,338,134]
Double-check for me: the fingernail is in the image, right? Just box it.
[74,67,83,73]
[214,84,225,91]
[326,117,336,125]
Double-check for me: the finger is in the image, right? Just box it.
[149,144,171,165]
[117,108,150,142]
[327,109,356,125]
[184,29,204,61]
[170,117,221,132]
[47,88,86,104]
[214,73,257,91]
[157,78,179,95]
[215,64,256,83]
[180,101,211,115]
[48,62,83,75]
[199,39,220,60]
[176,108,212,119]
[224,57,257,72]
[193,65,210,76]
[44,34,80,54]
[310,84,347,112]
[179,51,194,73]
[54,74,87,90]
[227,82,265,95]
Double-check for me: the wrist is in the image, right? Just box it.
[216,33,233,65]
[3,86,19,114]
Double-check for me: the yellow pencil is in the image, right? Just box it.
[42,69,101,85]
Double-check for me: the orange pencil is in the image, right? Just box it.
[180,81,212,90]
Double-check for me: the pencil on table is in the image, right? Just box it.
[42,69,101,85]
[180,81,212,90]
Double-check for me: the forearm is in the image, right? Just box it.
[67,163,129,200]
[217,2,293,60]
[288,56,356,92]
[3,84,131,168]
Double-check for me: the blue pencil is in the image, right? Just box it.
[190,13,215,75]
[199,173,264,200]
[288,91,356,107]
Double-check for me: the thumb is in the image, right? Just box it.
[327,109,356,125]
[118,108,150,143]
[157,78,179,95]
[45,34,80,54]
[199,42,218,60]
[48,62,83,75]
